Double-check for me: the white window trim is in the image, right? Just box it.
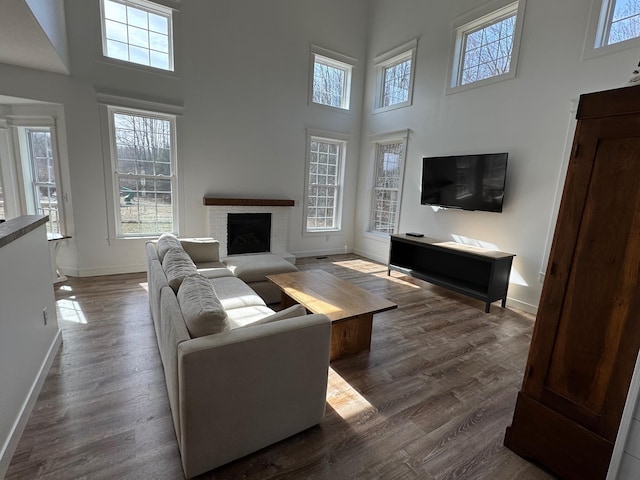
[309,45,356,112]
[367,130,409,238]
[583,0,640,59]
[303,129,349,236]
[99,102,182,241]
[446,0,526,95]
[373,39,418,114]
[99,0,176,73]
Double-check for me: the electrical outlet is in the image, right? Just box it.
[43,307,48,325]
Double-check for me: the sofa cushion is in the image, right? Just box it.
[242,304,307,327]
[157,233,183,262]
[178,274,229,337]
[223,254,298,283]
[226,305,276,328]
[180,238,220,263]
[197,262,235,280]
[209,276,266,309]
[163,248,198,292]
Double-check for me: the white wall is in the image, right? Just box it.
[354,0,640,312]
[0,220,61,477]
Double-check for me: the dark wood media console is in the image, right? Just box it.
[388,234,515,312]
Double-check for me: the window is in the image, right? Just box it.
[304,131,348,233]
[101,0,173,71]
[108,108,177,237]
[13,126,64,235]
[310,46,354,110]
[370,132,408,235]
[448,1,526,93]
[0,175,4,221]
[585,0,640,57]
[374,40,417,112]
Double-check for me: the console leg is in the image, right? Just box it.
[485,303,491,313]
[501,297,507,308]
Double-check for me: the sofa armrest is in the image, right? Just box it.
[177,314,331,478]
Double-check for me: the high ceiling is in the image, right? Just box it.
[0,0,69,75]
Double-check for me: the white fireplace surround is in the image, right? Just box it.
[207,205,291,259]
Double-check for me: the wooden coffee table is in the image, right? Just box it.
[266,269,397,361]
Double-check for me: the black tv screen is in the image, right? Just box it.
[421,153,508,212]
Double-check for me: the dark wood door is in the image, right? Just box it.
[505,87,640,480]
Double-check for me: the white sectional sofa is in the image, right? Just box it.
[145,234,331,478]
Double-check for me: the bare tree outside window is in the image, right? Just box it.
[382,59,412,107]
[371,142,404,234]
[26,129,60,234]
[460,14,516,85]
[112,111,175,236]
[307,138,341,231]
[312,54,352,109]
[608,0,640,44]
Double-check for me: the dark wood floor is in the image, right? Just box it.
[7,254,555,480]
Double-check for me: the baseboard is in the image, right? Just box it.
[505,297,538,315]
[352,247,387,265]
[293,247,353,258]
[0,329,62,478]
[63,262,146,277]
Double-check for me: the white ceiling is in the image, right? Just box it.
[0,0,69,75]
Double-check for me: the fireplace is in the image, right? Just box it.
[227,213,271,255]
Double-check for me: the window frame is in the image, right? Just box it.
[99,0,175,72]
[303,129,349,235]
[373,39,417,113]
[104,105,179,239]
[368,130,409,237]
[584,0,640,59]
[447,0,526,95]
[309,45,356,111]
[11,120,66,236]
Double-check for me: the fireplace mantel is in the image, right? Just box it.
[203,197,294,207]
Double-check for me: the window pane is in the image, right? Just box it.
[609,0,640,44]
[104,0,126,22]
[307,138,342,231]
[383,58,411,107]
[312,55,350,109]
[26,129,61,234]
[0,182,4,220]
[460,13,516,85]
[113,111,175,236]
[371,142,404,234]
[102,0,173,71]
[127,6,148,29]
[105,19,128,43]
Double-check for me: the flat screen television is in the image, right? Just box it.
[420,153,508,213]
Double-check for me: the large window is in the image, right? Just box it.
[370,132,407,235]
[108,108,177,237]
[101,0,174,71]
[586,0,640,55]
[310,47,354,110]
[374,40,417,112]
[304,132,347,233]
[448,1,525,93]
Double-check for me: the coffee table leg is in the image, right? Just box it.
[330,313,373,361]
[280,291,297,309]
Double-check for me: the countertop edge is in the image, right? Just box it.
[0,215,49,249]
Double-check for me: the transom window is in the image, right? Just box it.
[108,108,177,237]
[101,0,173,71]
[448,1,525,92]
[600,0,640,46]
[310,47,354,110]
[304,133,347,233]
[374,40,417,111]
[370,133,407,235]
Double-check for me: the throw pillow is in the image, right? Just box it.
[180,237,220,263]
[157,233,183,262]
[243,304,307,328]
[163,247,198,292]
[177,274,230,337]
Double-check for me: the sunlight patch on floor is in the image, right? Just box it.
[326,367,377,420]
[331,259,421,288]
[57,298,88,324]
[139,282,149,292]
